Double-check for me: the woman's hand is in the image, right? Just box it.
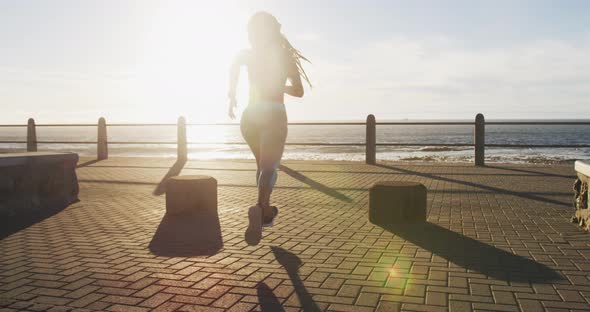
[228,97,237,120]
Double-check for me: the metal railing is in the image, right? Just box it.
[1,114,590,166]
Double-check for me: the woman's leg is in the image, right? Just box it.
[257,111,288,217]
[240,110,262,189]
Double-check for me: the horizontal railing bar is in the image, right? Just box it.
[286,142,365,146]
[0,141,26,143]
[377,121,590,125]
[3,121,590,127]
[188,122,367,126]
[109,141,177,144]
[107,123,177,127]
[486,122,590,125]
[187,142,367,146]
[37,141,99,144]
[377,143,473,146]
[36,124,97,127]
[486,144,590,148]
[376,122,474,125]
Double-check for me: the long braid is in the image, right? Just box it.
[248,11,312,88]
[280,34,312,88]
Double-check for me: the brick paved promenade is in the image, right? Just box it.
[1,157,589,311]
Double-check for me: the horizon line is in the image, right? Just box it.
[2,117,590,126]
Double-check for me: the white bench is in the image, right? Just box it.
[573,160,590,231]
[0,152,79,216]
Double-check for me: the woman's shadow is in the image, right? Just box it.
[257,247,321,312]
[380,222,562,283]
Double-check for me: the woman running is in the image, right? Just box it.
[228,11,311,245]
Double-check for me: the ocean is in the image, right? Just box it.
[1,121,589,163]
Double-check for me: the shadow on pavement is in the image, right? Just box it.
[271,246,321,312]
[380,222,563,283]
[257,282,285,312]
[279,165,352,203]
[484,164,574,179]
[153,159,186,195]
[0,199,77,240]
[149,210,223,257]
[375,163,570,207]
[76,158,103,168]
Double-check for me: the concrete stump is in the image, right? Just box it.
[153,175,221,256]
[166,175,217,215]
[369,181,426,225]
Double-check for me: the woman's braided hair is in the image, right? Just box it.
[248,12,312,87]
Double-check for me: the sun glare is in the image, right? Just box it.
[130,1,248,123]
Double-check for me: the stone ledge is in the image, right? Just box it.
[0,152,79,216]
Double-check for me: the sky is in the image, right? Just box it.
[1,0,589,123]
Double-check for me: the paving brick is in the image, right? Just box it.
[492,290,516,305]
[449,300,472,312]
[329,303,375,312]
[426,291,447,306]
[127,278,158,290]
[30,296,72,306]
[472,302,519,311]
[402,303,448,311]
[337,285,361,298]
[68,293,105,308]
[132,285,166,298]
[556,289,586,302]
[518,299,544,311]
[106,304,151,312]
[376,301,401,311]
[226,302,256,312]
[211,293,242,309]
[139,293,174,308]
[356,292,380,307]
[151,301,183,312]
[101,295,143,305]
[171,295,214,306]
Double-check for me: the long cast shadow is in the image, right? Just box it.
[76,159,102,168]
[380,222,562,283]
[271,246,321,312]
[257,282,285,312]
[484,164,574,179]
[153,159,186,195]
[149,210,223,257]
[279,165,352,203]
[0,199,76,240]
[375,163,569,207]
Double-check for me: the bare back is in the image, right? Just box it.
[240,47,299,106]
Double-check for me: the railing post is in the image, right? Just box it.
[27,118,37,152]
[475,113,485,166]
[177,116,187,161]
[366,114,376,165]
[97,117,108,160]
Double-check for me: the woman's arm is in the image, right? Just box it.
[228,50,249,119]
[284,60,304,98]
[229,50,248,99]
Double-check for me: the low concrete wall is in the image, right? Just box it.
[0,152,79,216]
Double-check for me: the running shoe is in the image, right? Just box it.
[245,205,262,245]
[263,206,279,227]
